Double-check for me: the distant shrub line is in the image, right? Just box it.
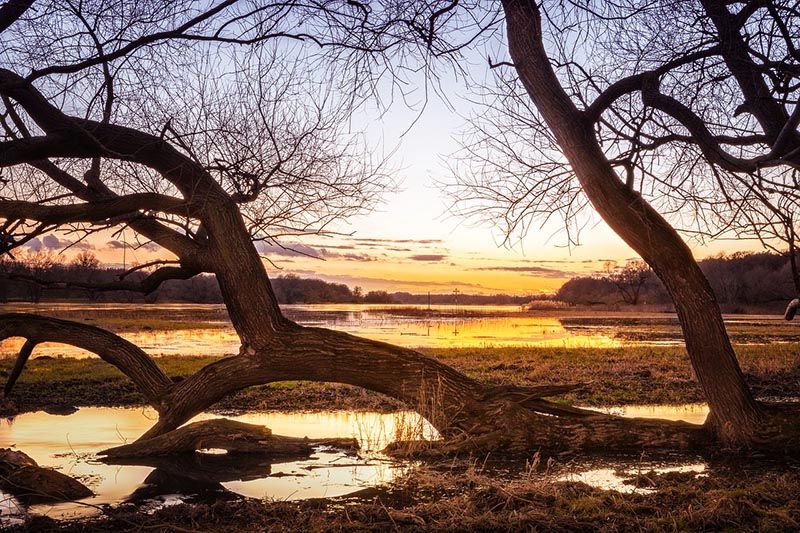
[556,252,795,312]
[1,250,791,310]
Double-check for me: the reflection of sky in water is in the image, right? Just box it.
[0,408,435,521]
[0,404,712,521]
[0,304,631,357]
[2,304,796,358]
[557,404,708,492]
[560,462,707,494]
[592,404,709,425]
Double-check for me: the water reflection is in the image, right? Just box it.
[0,407,435,520]
[553,403,709,492]
[0,304,629,357]
[2,303,797,358]
[593,404,709,425]
[0,403,716,521]
[560,461,707,494]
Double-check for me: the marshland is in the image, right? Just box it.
[2,303,799,531]
[2,0,800,530]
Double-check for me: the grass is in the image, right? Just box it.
[83,317,223,331]
[10,460,800,532]
[2,343,799,531]
[2,343,799,416]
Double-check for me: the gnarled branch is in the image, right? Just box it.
[0,314,172,408]
[0,194,191,224]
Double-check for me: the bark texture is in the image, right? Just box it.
[501,0,762,446]
[0,448,93,503]
[0,11,786,458]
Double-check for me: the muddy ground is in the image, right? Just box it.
[9,459,800,532]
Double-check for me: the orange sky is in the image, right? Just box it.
[22,85,765,295]
[30,202,758,296]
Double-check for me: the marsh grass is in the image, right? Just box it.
[2,341,799,530]
[2,343,799,416]
[12,458,800,532]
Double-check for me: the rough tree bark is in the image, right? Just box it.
[0,63,717,455]
[498,0,800,447]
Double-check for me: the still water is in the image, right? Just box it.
[0,303,625,358]
[3,302,794,358]
[0,407,436,521]
[0,404,710,522]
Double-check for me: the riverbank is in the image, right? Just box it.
[2,344,799,417]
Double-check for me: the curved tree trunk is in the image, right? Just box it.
[0,48,768,458]
[501,0,761,446]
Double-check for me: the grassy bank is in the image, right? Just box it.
[2,344,799,416]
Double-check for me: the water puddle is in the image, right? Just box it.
[592,403,709,425]
[0,408,437,521]
[0,403,713,523]
[556,403,709,492]
[559,460,707,494]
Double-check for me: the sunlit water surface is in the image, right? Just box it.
[6,303,793,358]
[0,408,436,522]
[0,404,711,522]
[561,404,710,493]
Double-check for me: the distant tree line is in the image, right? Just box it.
[6,250,790,311]
[0,254,531,305]
[390,292,531,306]
[0,251,148,303]
[556,252,795,312]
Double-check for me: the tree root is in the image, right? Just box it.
[99,419,359,459]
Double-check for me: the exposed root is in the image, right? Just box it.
[100,418,359,459]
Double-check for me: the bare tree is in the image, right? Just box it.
[450,0,800,447]
[1,0,703,458]
[2,0,796,456]
[709,184,800,295]
[605,260,650,306]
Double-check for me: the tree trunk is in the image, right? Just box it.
[501,0,762,446]
[0,448,93,504]
[0,43,769,457]
[2,311,712,454]
[789,245,800,295]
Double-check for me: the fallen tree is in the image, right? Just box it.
[0,448,92,504]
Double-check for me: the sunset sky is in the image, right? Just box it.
[22,78,760,296]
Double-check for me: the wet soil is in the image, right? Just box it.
[8,459,800,532]
[2,342,800,531]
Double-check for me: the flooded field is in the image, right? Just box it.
[2,302,798,358]
[0,404,709,522]
[0,407,435,522]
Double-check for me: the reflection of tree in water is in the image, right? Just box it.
[114,452,280,502]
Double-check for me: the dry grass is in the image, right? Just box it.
[11,458,800,532]
[2,343,799,417]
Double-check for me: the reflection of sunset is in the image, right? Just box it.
[334,315,623,348]
[0,304,626,359]
[0,407,433,518]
